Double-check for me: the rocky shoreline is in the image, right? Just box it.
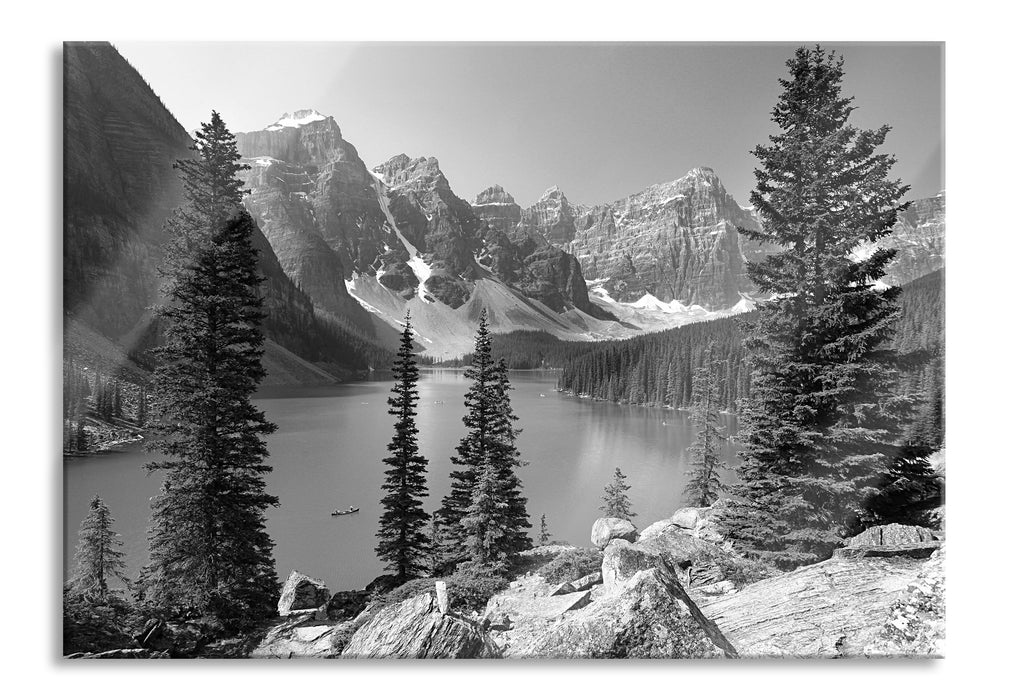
[95,505,939,660]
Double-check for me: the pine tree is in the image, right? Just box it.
[539,514,552,546]
[720,46,919,569]
[376,314,431,580]
[683,349,726,507]
[486,358,532,558]
[428,519,446,575]
[141,111,279,627]
[69,495,128,602]
[600,467,637,520]
[437,311,531,569]
[459,459,510,572]
[437,311,497,563]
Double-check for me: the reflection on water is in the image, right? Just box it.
[64,369,737,591]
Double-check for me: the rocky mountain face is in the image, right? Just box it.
[236,117,620,357]
[63,43,379,379]
[472,186,610,319]
[64,42,192,339]
[373,154,485,308]
[516,168,765,309]
[235,115,389,324]
[877,191,945,286]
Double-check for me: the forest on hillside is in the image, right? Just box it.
[547,270,943,438]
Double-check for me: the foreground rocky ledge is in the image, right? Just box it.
[243,514,944,659]
[699,552,942,657]
[74,511,943,659]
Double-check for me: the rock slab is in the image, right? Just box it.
[699,556,927,657]
[341,593,500,659]
[497,559,736,658]
[278,570,330,616]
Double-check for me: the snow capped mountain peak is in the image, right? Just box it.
[264,109,328,132]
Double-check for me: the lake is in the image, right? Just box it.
[63,369,738,592]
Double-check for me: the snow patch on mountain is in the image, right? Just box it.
[369,172,435,303]
[264,109,327,131]
[730,294,757,313]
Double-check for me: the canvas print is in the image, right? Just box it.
[62,41,944,659]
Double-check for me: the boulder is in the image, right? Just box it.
[341,593,500,659]
[639,518,677,540]
[848,524,936,547]
[671,506,708,530]
[602,539,662,590]
[278,570,330,616]
[636,519,727,569]
[250,614,354,659]
[699,555,929,657]
[500,558,737,658]
[590,517,638,549]
[834,524,941,560]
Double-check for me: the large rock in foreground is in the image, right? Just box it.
[848,524,937,547]
[590,518,638,548]
[834,524,941,560]
[494,558,736,658]
[341,593,500,659]
[699,554,933,657]
[250,614,354,659]
[635,517,730,586]
[602,539,661,590]
[278,570,330,616]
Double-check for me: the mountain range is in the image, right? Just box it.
[64,43,946,376]
[233,111,781,358]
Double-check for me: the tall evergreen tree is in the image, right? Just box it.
[682,349,726,507]
[376,314,431,580]
[428,519,446,575]
[720,46,919,569]
[486,358,532,557]
[600,467,637,520]
[141,111,279,627]
[438,311,531,569]
[459,458,511,571]
[437,311,497,563]
[69,495,128,602]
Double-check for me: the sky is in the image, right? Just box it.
[116,42,943,207]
